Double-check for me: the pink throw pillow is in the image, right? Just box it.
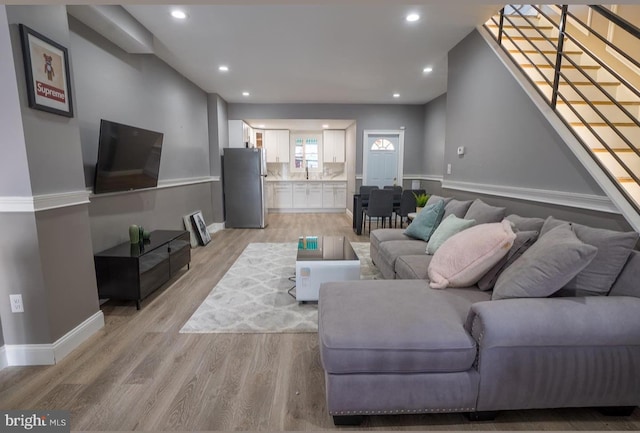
[428,220,516,289]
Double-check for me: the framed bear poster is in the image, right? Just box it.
[19,24,74,117]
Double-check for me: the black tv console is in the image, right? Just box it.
[94,230,190,309]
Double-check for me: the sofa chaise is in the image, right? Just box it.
[318,196,640,425]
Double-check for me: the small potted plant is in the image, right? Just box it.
[413,192,429,213]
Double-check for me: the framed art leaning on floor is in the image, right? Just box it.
[190,211,211,246]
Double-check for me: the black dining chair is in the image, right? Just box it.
[363,188,394,234]
[396,189,426,228]
[385,186,403,226]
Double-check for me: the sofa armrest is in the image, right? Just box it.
[465,296,640,348]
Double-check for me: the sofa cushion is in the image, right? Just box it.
[319,280,490,374]
[426,214,476,254]
[492,223,598,300]
[464,199,506,224]
[505,214,545,233]
[426,195,453,207]
[404,199,445,241]
[609,250,640,298]
[395,254,433,279]
[370,228,411,251]
[378,240,429,276]
[477,230,539,291]
[428,220,516,289]
[443,199,474,219]
[540,216,639,295]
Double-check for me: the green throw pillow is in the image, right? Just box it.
[404,199,445,242]
[426,214,476,254]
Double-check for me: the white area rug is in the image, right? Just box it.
[180,242,380,333]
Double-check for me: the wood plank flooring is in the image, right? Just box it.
[0,213,639,431]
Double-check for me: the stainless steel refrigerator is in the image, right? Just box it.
[223,148,268,228]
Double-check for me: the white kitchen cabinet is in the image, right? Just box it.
[323,130,345,163]
[293,182,323,208]
[322,182,347,208]
[229,120,252,148]
[273,183,293,208]
[265,130,290,163]
[265,182,274,209]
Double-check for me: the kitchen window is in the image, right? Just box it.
[291,132,322,172]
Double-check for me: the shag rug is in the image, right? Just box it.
[180,242,380,333]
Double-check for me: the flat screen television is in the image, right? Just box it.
[94,119,164,194]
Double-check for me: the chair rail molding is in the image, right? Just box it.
[442,179,619,214]
[0,190,90,213]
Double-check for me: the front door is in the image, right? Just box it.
[365,134,399,188]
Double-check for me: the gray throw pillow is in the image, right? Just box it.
[492,223,598,300]
[505,214,545,233]
[540,216,639,294]
[426,195,453,207]
[443,199,474,219]
[464,199,506,224]
[477,230,539,291]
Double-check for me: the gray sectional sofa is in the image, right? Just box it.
[318,196,640,425]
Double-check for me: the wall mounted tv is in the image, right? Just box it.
[94,119,164,194]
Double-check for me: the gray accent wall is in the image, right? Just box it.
[89,182,214,252]
[69,16,210,187]
[423,93,447,177]
[6,6,86,196]
[0,6,32,197]
[445,30,604,195]
[208,94,227,222]
[68,16,218,240]
[227,103,425,175]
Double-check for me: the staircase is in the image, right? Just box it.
[483,5,640,222]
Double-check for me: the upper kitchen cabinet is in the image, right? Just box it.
[323,130,345,163]
[265,130,290,163]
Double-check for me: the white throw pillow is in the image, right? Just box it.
[428,220,516,289]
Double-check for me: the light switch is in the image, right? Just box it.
[447,163,452,175]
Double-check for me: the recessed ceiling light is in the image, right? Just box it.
[242,91,250,97]
[406,13,420,22]
[393,93,400,98]
[423,67,433,73]
[218,65,229,72]
[322,124,329,128]
[171,10,187,19]
[257,124,265,128]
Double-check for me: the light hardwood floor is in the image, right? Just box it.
[0,213,638,431]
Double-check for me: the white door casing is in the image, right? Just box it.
[362,130,404,188]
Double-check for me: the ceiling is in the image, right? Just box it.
[119,3,501,105]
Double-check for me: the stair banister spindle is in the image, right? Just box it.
[498,7,505,45]
[551,5,569,109]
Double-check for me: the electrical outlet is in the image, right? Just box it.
[10,294,24,313]
[447,163,452,175]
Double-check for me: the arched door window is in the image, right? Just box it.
[370,138,395,151]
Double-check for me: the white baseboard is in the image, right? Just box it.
[207,222,225,234]
[4,310,104,367]
[442,180,619,214]
[0,346,7,370]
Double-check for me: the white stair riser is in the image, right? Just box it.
[526,66,600,82]
[573,125,640,146]
[594,152,640,178]
[617,86,640,104]
[556,103,640,124]
[502,26,554,39]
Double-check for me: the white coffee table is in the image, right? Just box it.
[295,236,360,302]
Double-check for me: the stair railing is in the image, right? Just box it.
[485,4,640,212]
